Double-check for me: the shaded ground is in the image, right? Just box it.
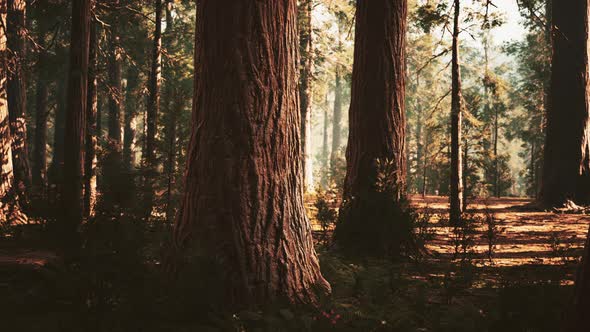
[0,196,587,331]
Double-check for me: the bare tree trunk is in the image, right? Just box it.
[107,24,122,146]
[335,0,408,256]
[299,0,313,190]
[6,0,31,204]
[540,0,590,207]
[322,103,329,188]
[330,64,343,173]
[1,2,17,223]
[123,66,139,170]
[449,0,463,224]
[172,0,329,307]
[146,0,162,166]
[84,13,98,218]
[62,0,91,229]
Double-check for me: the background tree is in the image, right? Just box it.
[335,0,408,256]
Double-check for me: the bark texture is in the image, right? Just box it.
[540,0,590,207]
[62,0,91,226]
[449,0,464,224]
[6,0,31,202]
[173,0,329,306]
[0,2,16,223]
[335,0,408,255]
[85,14,98,218]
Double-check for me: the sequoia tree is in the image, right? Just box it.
[62,0,91,227]
[334,0,408,255]
[1,1,15,222]
[539,0,590,207]
[6,0,31,203]
[449,0,463,224]
[172,0,329,306]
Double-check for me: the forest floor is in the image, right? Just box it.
[0,196,588,331]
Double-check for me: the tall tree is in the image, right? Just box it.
[1,1,16,222]
[85,9,98,218]
[146,0,162,167]
[330,26,343,174]
[62,0,91,229]
[540,0,590,207]
[6,0,31,203]
[299,0,313,190]
[334,0,408,255]
[172,0,329,306]
[449,0,463,224]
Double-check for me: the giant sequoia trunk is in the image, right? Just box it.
[299,0,313,190]
[173,0,329,306]
[6,0,31,203]
[334,0,408,256]
[449,0,464,224]
[540,0,590,207]
[1,2,16,222]
[63,0,90,228]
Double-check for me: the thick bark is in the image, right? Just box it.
[146,0,162,167]
[334,0,408,255]
[449,0,463,224]
[63,0,91,227]
[540,0,590,207]
[6,0,31,203]
[85,15,98,218]
[299,0,313,190]
[1,3,16,222]
[173,0,329,307]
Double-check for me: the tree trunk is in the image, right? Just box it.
[146,0,162,167]
[330,64,343,173]
[540,0,590,207]
[334,0,408,256]
[49,80,66,185]
[107,26,122,145]
[322,103,329,188]
[299,0,313,190]
[6,0,31,204]
[163,0,176,223]
[62,0,90,228]
[449,0,463,224]
[1,2,16,223]
[567,224,590,332]
[33,18,49,190]
[172,0,329,307]
[124,66,139,170]
[84,13,98,218]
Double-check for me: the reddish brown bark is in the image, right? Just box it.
[6,0,31,202]
[540,0,590,207]
[173,0,329,306]
[449,0,463,224]
[1,2,15,223]
[334,0,408,255]
[62,0,91,226]
[85,12,98,218]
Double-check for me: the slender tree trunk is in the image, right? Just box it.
[6,0,31,204]
[462,136,468,211]
[123,66,139,170]
[494,104,499,197]
[330,64,343,173]
[146,0,162,167]
[172,0,329,307]
[1,3,16,223]
[63,0,90,229]
[540,0,590,207]
[334,0,408,256]
[321,103,329,188]
[33,20,48,190]
[84,13,98,218]
[449,0,463,224]
[107,25,122,145]
[299,0,313,190]
[163,0,176,222]
[49,78,66,185]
